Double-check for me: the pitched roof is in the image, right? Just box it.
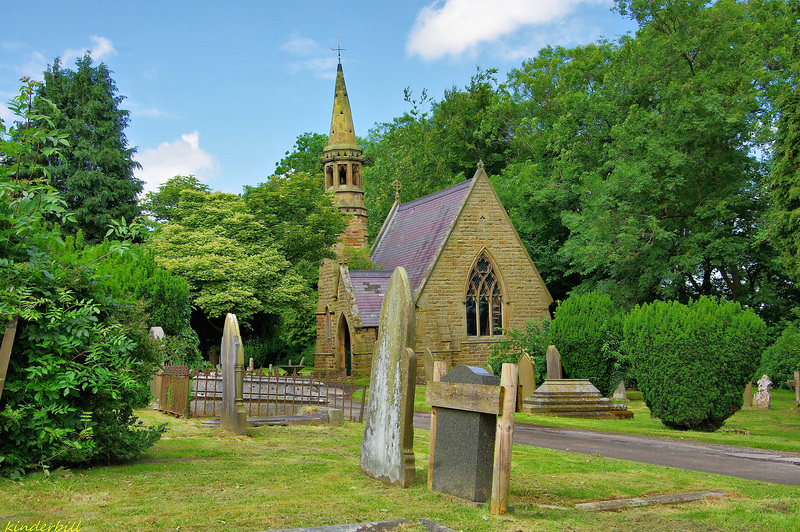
[348,270,393,328]
[370,179,472,293]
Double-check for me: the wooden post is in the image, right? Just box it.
[427,361,447,490]
[490,363,518,515]
[0,316,19,403]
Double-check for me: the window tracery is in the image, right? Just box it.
[466,254,503,337]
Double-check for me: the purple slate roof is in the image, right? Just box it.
[371,179,472,293]
[348,270,393,328]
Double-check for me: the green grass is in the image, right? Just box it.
[1,408,799,531]
[413,385,800,453]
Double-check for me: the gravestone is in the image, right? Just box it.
[795,371,800,407]
[518,352,535,400]
[221,313,247,434]
[753,374,772,409]
[743,381,753,407]
[613,380,628,400]
[360,267,417,487]
[423,348,434,383]
[149,326,165,341]
[248,357,254,371]
[546,345,562,380]
[431,365,499,502]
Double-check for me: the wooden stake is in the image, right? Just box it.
[427,360,447,490]
[0,316,19,403]
[490,363,518,515]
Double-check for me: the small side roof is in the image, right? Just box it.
[348,269,393,328]
[371,179,472,293]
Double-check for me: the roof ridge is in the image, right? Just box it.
[398,178,472,211]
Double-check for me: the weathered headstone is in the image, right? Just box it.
[149,326,165,341]
[753,374,772,409]
[546,345,562,380]
[221,313,247,434]
[423,348,434,383]
[209,346,219,367]
[795,371,800,407]
[743,381,753,407]
[248,357,254,371]
[431,365,499,502]
[518,352,535,400]
[613,380,628,401]
[360,267,417,487]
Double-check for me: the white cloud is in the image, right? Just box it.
[407,0,609,60]
[129,103,177,119]
[62,35,117,64]
[280,34,339,78]
[134,131,219,193]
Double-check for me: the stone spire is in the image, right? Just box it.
[321,61,368,250]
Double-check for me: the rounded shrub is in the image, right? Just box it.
[549,292,623,396]
[624,296,766,431]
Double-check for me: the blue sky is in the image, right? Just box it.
[0,1,636,195]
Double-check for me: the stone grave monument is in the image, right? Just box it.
[221,313,247,434]
[753,374,772,409]
[613,380,628,401]
[423,347,434,383]
[431,365,499,502]
[546,345,562,380]
[360,267,417,487]
[518,352,536,401]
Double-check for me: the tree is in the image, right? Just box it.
[142,174,211,224]
[274,132,328,176]
[35,53,142,243]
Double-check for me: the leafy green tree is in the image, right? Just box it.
[274,132,328,176]
[625,297,766,431]
[142,175,211,224]
[755,321,800,389]
[488,318,551,383]
[549,292,624,396]
[35,53,142,243]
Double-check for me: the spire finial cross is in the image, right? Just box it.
[392,180,402,203]
[331,39,346,63]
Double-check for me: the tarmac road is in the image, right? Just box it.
[411,412,800,487]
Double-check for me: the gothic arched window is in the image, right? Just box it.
[466,254,503,337]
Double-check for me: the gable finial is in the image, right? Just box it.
[477,159,485,171]
[331,38,346,64]
[392,180,402,203]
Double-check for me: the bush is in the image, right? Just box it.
[549,292,624,396]
[755,322,800,389]
[488,318,550,382]
[624,297,766,431]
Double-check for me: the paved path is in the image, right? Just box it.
[411,412,800,487]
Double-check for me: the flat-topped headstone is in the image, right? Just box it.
[221,313,247,434]
[546,345,562,380]
[431,365,499,502]
[518,352,535,400]
[360,267,416,487]
[753,374,772,409]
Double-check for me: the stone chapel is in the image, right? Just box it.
[313,62,553,377]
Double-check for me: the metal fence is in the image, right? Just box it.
[156,366,365,422]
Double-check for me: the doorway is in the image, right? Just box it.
[337,315,352,376]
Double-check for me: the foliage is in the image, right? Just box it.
[548,292,624,396]
[488,318,550,382]
[34,54,142,243]
[274,132,328,176]
[624,297,767,431]
[755,322,800,389]
[141,174,211,224]
[0,81,165,476]
[342,246,378,270]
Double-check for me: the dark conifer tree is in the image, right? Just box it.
[36,53,142,243]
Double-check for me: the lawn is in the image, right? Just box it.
[1,405,799,532]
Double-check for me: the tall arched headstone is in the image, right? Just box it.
[221,313,247,435]
[360,267,416,487]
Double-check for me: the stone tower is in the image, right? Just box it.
[322,61,368,252]
[315,60,369,374]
